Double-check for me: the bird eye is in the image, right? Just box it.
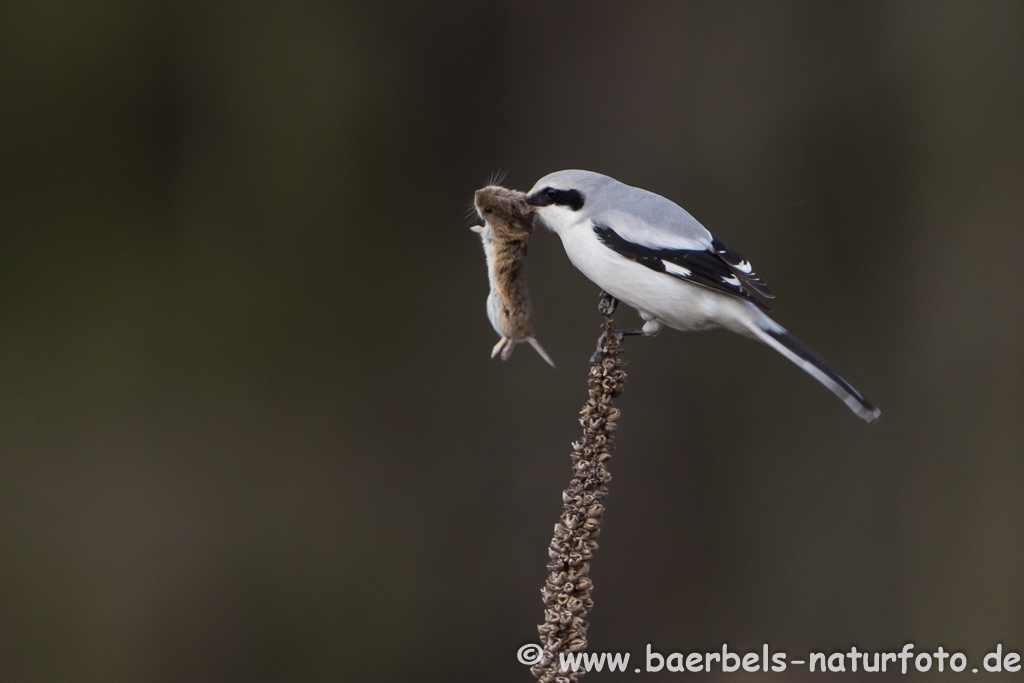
[544,188,559,199]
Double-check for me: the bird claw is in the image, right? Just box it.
[590,336,608,364]
[597,291,618,316]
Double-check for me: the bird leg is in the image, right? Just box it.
[597,291,618,316]
[615,320,662,337]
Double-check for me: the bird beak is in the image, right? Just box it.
[524,192,544,207]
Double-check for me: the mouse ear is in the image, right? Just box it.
[470,225,484,233]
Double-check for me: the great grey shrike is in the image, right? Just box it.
[525,169,880,423]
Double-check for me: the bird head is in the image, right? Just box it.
[525,170,613,233]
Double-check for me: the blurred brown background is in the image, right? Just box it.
[1,1,1022,681]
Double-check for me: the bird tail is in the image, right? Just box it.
[527,337,556,368]
[747,320,880,423]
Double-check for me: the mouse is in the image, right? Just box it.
[471,185,555,367]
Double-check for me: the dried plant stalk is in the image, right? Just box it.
[531,293,626,682]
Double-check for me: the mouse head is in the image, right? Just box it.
[473,186,534,240]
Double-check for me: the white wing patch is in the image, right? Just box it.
[662,261,692,278]
[664,256,744,296]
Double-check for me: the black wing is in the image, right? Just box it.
[593,224,772,309]
[710,236,774,299]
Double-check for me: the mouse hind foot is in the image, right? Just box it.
[491,336,512,360]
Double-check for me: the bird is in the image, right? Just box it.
[524,170,880,422]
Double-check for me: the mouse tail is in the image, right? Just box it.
[527,338,556,368]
